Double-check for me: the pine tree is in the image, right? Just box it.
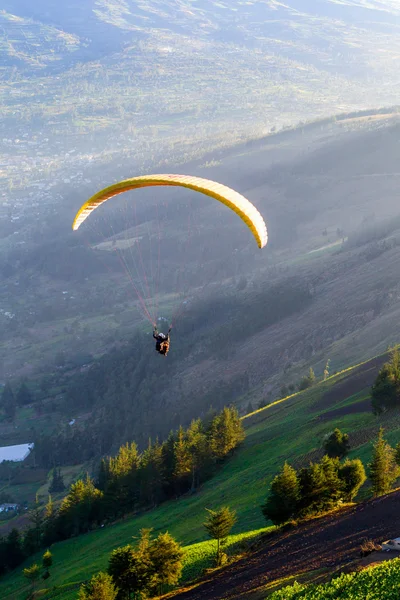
[107,442,140,514]
[139,440,164,507]
[28,494,44,552]
[16,382,33,406]
[298,456,343,515]
[209,407,244,460]
[395,442,400,467]
[78,572,118,600]
[308,367,316,385]
[1,382,16,422]
[42,549,53,580]
[148,532,184,596]
[262,462,300,525]
[319,455,344,504]
[338,459,366,501]
[173,426,193,493]
[43,495,57,546]
[6,528,24,570]
[58,475,103,537]
[368,428,400,496]
[108,545,147,599]
[186,419,208,491]
[49,467,65,493]
[298,368,315,391]
[161,431,177,496]
[371,348,400,414]
[23,563,41,597]
[97,458,110,491]
[108,530,153,599]
[23,527,40,557]
[324,428,350,459]
[204,507,237,565]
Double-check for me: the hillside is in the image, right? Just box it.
[3,1,400,417]
[171,490,400,600]
[5,112,400,493]
[2,350,400,599]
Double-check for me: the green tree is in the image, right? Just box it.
[338,459,366,501]
[204,506,237,565]
[43,495,57,546]
[298,368,316,391]
[173,426,193,493]
[371,348,400,414]
[138,440,164,507]
[6,528,24,570]
[368,428,400,496]
[16,382,33,406]
[23,563,41,597]
[28,494,44,551]
[209,407,244,460]
[298,456,343,515]
[160,431,177,497]
[319,455,344,504]
[78,572,118,600]
[395,442,400,467]
[186,419,208,491]
[1,382,16,421]
[105,443,140,516]
[42,549,53,579]
[58,475,103,537]
[49,467,66,493]
[108,530,152,600]
[324,428,350,459]
[148,532,184,595]
[262,462,300,525]
[108,546,144,600]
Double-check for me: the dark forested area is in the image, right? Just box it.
[0,407,244,575]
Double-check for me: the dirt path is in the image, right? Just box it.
[172,490,400,600]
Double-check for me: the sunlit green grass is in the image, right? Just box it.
[269,557,400,599]
[1,357,400,599]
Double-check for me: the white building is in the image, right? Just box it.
[0,504,18,513]
[0,443,34,463]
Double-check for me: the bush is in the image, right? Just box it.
[360,539,381,557]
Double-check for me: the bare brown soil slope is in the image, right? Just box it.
[172,491,400,600]
[315,354,387,411]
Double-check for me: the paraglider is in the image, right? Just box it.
[72,174,268,248]
[153,326,171,357]
[72,174,268,354]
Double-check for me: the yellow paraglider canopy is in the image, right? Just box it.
[72,174,268,249]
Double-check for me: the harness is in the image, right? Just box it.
[154,327,171,356]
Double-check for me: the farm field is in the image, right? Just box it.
[270,557,400,600]
[1,351,400,599]
[171,492,400,600]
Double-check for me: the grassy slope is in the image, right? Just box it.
[2,352,400,599]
